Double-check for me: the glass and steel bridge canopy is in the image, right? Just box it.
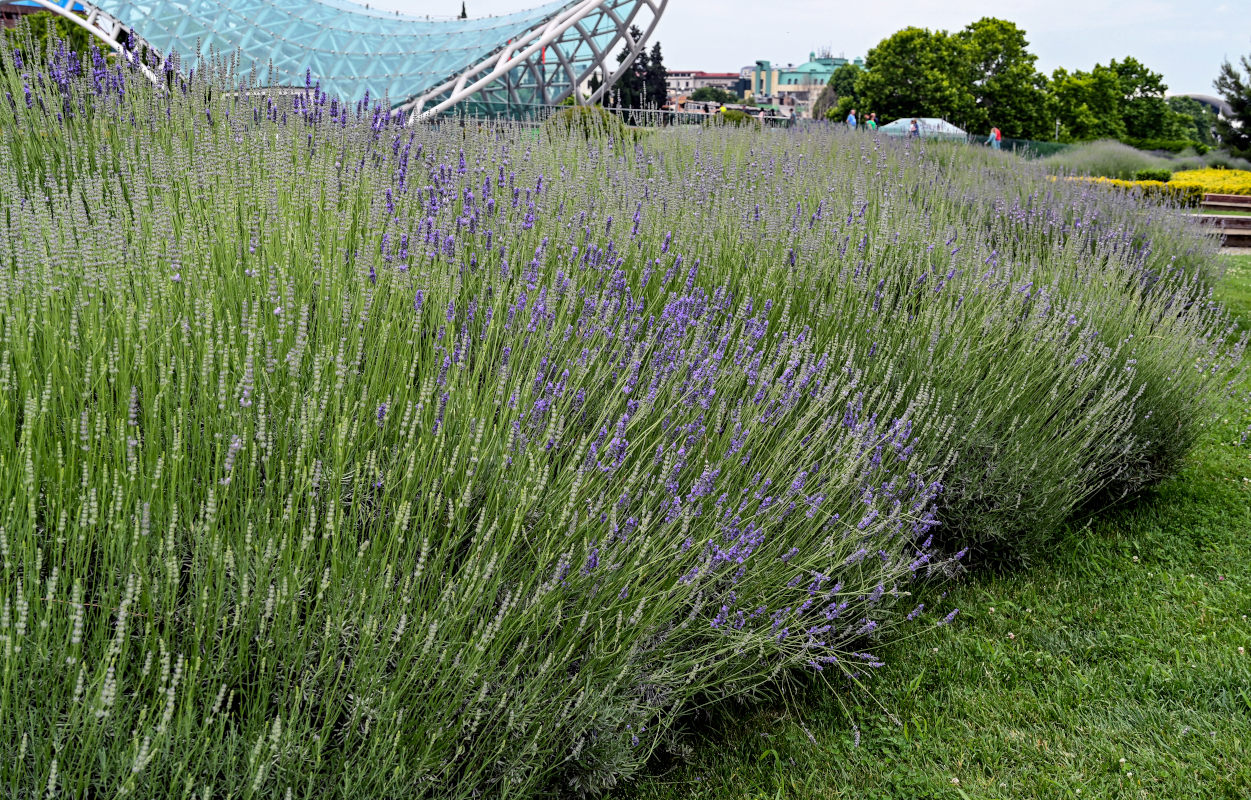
[0,0,666,118]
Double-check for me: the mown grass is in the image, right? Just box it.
[1199,208,1251,217]
[624,257,1251,799]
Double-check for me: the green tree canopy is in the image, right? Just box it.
[645,41,668,108]
[812,84,838,119]
[854,19,1053,137]
[955,17,1051,138]
[823,63,862,121]
[611,26,648,109]
[1166,96,1216,146]
[1214,53,1251,158]
[846,17,1205,144]
[856,26,975,127]
[1048,57,1191,143]
[1049,64,1127,141]
[689,86,738,105]
[827,63,861,100]
[1109,56,1174,140]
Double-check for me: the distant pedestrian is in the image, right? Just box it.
[986,126,1001,150]
[846,109,857,128]
[866,112,878,130]
[908,118,919,138]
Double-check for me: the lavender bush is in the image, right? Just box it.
[1043,137,1251,177]
[0,41,1243,798]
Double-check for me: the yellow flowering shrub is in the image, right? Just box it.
[1058,176,1204,207]
[1170,168,1251,197]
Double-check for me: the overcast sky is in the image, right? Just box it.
[367,0,1249,95]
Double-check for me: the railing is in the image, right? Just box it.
[427,103,796,128]
[1000,137,1072,158]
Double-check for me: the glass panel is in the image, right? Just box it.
[93,0,637,110]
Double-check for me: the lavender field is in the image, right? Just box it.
[0,45,1245,798]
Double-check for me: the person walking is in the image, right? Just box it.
[908,118,919,138]
[846,108,857,128]
[986,125,1001,150]
[866,112,878,130]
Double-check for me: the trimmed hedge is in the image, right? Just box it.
[1061,175,1204,206]
[543,105,638,143]
[707,108,761,127]
[1134,168,1173,182]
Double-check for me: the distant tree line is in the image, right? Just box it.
[689,86,748,106]
[821,17,1231,148]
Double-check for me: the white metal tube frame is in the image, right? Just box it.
[397,0,667,121]
[0,0,667,123]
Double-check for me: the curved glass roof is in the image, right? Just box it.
[63,0,660,113]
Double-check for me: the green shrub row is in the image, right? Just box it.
[1133,167,1174,182]
[543,104,640,142]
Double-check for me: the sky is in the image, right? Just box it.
[367,0,1251,95]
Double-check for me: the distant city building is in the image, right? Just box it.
[748,50,863,119]
[665,70,742,97]
[738,65,754,95]
[0,1,38,27]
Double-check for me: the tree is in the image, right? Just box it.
[856,26,975,127]
[611,27,648,109]
[690,86,737,105]
[822,63,862,121]
[1167,96,1217,146]
[955,17,1051,138]
[1047,57,1181,143]
[812,85,838,119]
[827,63,861,101]
[1214,53,1251,158]
[848,18,1195,142]
[1109,56,1172,140]
[644,41,668,108]
[1049,64,1126,141]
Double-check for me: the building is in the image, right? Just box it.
[0,0,667,119]
[0,1,38,26]
[748,51,863,119]
[665,70,743,98]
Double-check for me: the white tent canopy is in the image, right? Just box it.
[878,117,968,140]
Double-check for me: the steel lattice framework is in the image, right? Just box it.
[0,0,666,118]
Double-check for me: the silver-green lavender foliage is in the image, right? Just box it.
[0,44,1243,798]
[1042,137,1251,177]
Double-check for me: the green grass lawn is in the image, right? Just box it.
[623,254,1251,800]
[1198,208,1251,217]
